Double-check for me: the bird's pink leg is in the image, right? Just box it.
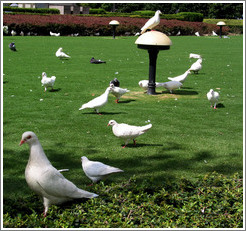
[115,99,119,103]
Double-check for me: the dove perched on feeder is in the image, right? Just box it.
[207,89,220,109]
[110,83,130,103]
[90,57,106,64]
[168,70,191,83]
[41,72,56,92]
[110,78,120,87]
[140,10,162,34]
[19,131,98,217]
[107,120,152,148]
[56,47,70,59]
[189,53,201,59]
[189,58,202,74]
[81,156,123,183]
[50,31,60,36]
[159,81,183,94]
[79,86,113,114]
[9,42,17,51]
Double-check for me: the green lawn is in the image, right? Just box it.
[2,35,243,227]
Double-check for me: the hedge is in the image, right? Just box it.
[3,6,60,14]
[177,12,204,22]
[89,8,107,14]
[3,14,226,36]
[3,172,243,228]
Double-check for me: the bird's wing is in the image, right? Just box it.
[141,16,158,33]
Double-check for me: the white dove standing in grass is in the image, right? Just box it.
[157,81,183,93]
[189,53,201,59]
[19,131,98,217]
[56,47,70,59]
[50,31,60,36]
[138,80,167,91]
[11,30,16,36]
[41,72,56,92]
[81,156,123,184]
[110,83,130,103]
[189,58,202,74]
[79,86,113,114]
[108,120,152,148]
[168,70,191,83]
[207,89,220,109]
[3,25,8,34]
[212,31,218,36]
[140,10,162,34]
[195,31,200,37]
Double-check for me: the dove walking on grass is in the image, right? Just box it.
[138,80,167,91]
[189,58,202,74]
[212,31,218,36]
[189,53,201,59]
[207,89,220,109]
[50,31,60,36]
[41,72,56,92]
[81,156,123,183]
[168,70,191,83]
[140,10,162,34]
[108,120,152,148]
[9,42,17,51]
[79,86,113,114]
[110,83,130,103]
[11,30,16,36]
[56,47,70,59]
[19,131,98,217]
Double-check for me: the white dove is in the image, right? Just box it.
[138,80,165,91]
[168,70,191,83]
[212,31,218,36]
[195,31,200,36]
[56,47,70,59]
[19,131,98,217]
[11,30,16,36]
[41,72,56,92]
[207,89,220,109]
[108,120,152,148]
[159,81,183,93]
[3,25,8,34]
[189,53,201,59]
[79,86,113,114]
[81,156,123,183]
[110,83,130,103]
[50,31,60,36]
[140,10,162,34]
[189,58,202,74]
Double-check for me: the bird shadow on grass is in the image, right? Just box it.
[118,99,136,104]
[81,111,127,115]
[50,88,62,92]
[124,143,163,148]
[161,90,198,95]
[216,103,225,108]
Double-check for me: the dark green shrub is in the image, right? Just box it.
[177,12,204,22]
[133,10,155,17]
[89,8,106,14]
[3,6,60,14]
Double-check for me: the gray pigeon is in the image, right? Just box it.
[9,42,16,51]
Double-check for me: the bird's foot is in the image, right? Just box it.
[122,145,127,148]
[87,183,94,186]
[115,99,119,103]
[133,139,136,145]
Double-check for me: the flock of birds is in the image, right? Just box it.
[6,10,220,216]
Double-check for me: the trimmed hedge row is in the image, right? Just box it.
[3,172,243,228]
[3,6,60,14]
[3,14,227,36]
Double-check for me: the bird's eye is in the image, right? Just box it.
[27,135,32,139]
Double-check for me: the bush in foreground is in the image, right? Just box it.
[3,172,243,228]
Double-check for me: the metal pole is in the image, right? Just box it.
[113,25,116,39]
[147,49,159,95]
[219,25,222,38]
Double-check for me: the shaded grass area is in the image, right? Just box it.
[3,35,243,227]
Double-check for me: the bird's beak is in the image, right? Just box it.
[19,139,25,146]
[107,123,110,126]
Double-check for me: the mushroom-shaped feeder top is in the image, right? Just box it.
[216,21,226,26]
[109,20,120,26]
[135,31,172,50]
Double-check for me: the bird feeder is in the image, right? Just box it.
[216,21,226,38]
[135,31,172,95]
[109,20,120,39]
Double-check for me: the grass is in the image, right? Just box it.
[2,35,243,227]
